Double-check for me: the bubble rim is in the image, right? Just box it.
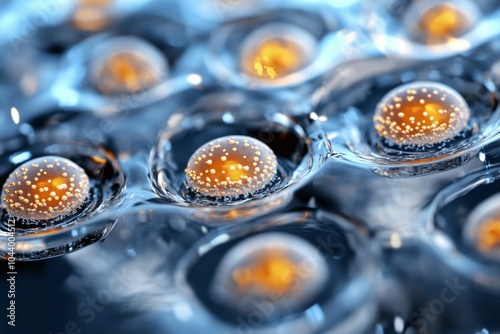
[0,141,126,261]
[362,0,500,60]
[204,5,345,91]
[425,165,500,291]
[149,90,332,226]
[317,58,500,178]
[174,209,380,334]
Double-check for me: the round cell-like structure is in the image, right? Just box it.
[185,135,278,198]
[373,81,470,146]
[72,0,112,31]
[239,24,316,81]
[211,232,328,314]
[1,156,91,221]
[403,0,479,45]
[464,194,500,260]
[90,37,168,95]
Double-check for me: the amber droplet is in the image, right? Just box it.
[373,81,470,146]
[2,156,90,221]
[242,38,308,80]
[185,135,278,198]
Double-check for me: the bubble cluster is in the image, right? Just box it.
[185,135,278,198]
[373,81,470,146]
[1,156,90,221]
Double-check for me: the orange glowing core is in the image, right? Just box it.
[97,52,158,95]
[418,4,469,44]
[232,250,308,295]
[73,0,112,31]
[1,156,90,221]
[374,81,470,146]
[185,136,278,198]
[477,219,500,252]
[242,38,307,80]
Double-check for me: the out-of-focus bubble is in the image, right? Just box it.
[373,81,470,146]
[403,0,480,45]
[464,193,500,260]
[73,0,113,31]
[210,232,328,315]
[89,36,168,95]
[239,23,316,84]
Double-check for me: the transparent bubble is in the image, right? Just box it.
[89,36,168,96]
[51,33,192,116]
[364,0,500,59]
[374,81,470,147]
[402,0,480,45]
[185,135,278,198]
[0,142,125,260]
[426,166,500,289]
[205,4,343,90]
[210,232,328,316]
[2,156,90,221]
[316,58,500,177]
[150,90,331,224]
[238,23,316,84]
[464,194,500,261]
[176,210,379,333]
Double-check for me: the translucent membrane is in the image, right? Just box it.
[374,81,470,146]
[185,135,278,198]
[316,59,500,177]
[464,194,500,261]
[72,0,113,31]
[211,232,328,316]
[239,23,316,83]
[426,166,500,289]
[0,142,125,260]
[176,210,379,333]
[205,7,341,90]
[150,91,330,224]
[2,156,90,221]
[89,36,168,95]
[403,0,479,45]
[364,0,500,59]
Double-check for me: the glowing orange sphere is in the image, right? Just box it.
[1,156,90,221]
[477,219,500,253]
[241,38,308,80]
[239,24,316,82]
[232,250,307,295]
[211,233,328,313]
[95,52,159,95]
[419,4,468,41]
[185,136,278,198]
[90,37,167,96]
[373,81,470,146]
